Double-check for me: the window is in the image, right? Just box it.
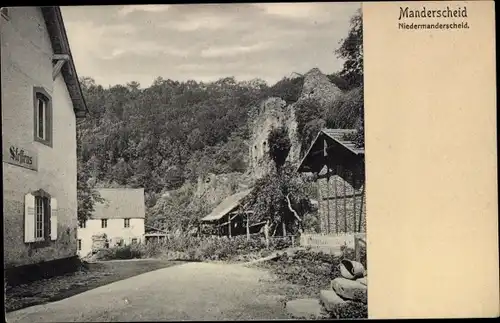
[33,88,52,147]
[24,190,57,245]
[101,219,107,228]
[35,196,48,240]
[77,239,82,251]
[79,220,86,228]
[131,238,138,244]
[124,218,130,228]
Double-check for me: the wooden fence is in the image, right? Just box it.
[354,234,367,262]
[299,233,367,258]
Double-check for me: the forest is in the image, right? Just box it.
[76,9,363,233]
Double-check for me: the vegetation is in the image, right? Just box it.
[268,126,292,170]
[93,235,293,262]
[76,132,104,222]
[75,9,364,231]
[293,8,364,155]
[255,247,367,319]
[243,164,313,236]
[335,8,363,89]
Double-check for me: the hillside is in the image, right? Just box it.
[77,69,362,231]
[76,8,364,230]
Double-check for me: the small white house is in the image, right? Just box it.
[77,188,145,257]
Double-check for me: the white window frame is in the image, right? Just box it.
[36,97,47,141]
[101,219,107,228]
[34,196,45,240]
[25,192,57,243]
[77,239,82,251]
[124,218,130,228]
[33,87,52,147]
[79,220,86,228]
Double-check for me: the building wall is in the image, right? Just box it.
[77,218,145,257]
[316,175,366,234]
[2,7,78,268]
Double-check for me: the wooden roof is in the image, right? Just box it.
[297,128,365,175]
[41,7,88,118]
[200,189,252,222]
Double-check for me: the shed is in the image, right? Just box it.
[200,189,256,237]
[297,129,366,234]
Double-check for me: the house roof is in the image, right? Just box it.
[321,129,364,155]
[91,188,145,220]
[297,128,365,174]
[200,189,252,222]
[40,7,88,118]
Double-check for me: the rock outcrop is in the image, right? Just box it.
[195,172,253,206]
[247,97,300,179]
[299,67,343,107]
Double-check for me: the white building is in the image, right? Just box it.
[77,188,145,257]
[2,6,88,284]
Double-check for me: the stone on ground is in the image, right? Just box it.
[331,277,367,304]
[319,290,346,312]
[357,277,367,286]
[285,298,324,319]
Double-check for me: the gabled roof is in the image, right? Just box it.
[91,188,145,220]
[40,7,88,118]
[322,129,364,155]
[297,128,364,174]
[200,189,252,222]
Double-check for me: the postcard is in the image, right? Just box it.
[2,2,497,321]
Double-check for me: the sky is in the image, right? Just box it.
[61,3,361,88]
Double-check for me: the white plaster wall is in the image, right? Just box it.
[2,7,79,267]
[77,218,145,257]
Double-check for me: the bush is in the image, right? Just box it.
[94,244,144,260]
[329,301,367,319]
[94,234,297,262]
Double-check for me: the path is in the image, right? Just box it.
[5,262,290,322]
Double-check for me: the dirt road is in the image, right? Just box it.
[5,262,290,322]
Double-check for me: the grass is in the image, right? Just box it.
[4,259,183,313]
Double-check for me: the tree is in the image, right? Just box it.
[325,86,363,129]
[267,76,304,104]
[243,164,312,236]
[335,8,365,147]
[294,98,327,153]
[335,8,363,89]
[76,131,105,222]
[268,126,291,171]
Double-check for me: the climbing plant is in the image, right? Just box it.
[268,126,291,171]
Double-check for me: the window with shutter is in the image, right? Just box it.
[26,190,54,246]
[34,196,46,240]
[24,193,36,243]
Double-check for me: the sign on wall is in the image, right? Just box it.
[2,143,38,171]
